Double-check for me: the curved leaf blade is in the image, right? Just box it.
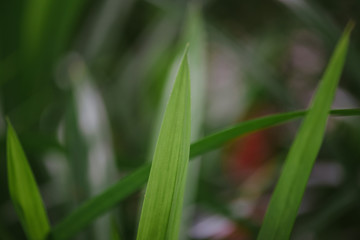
[7,119,50,240]
[51,163,150,240]
[257,22,353,240]
[50,108,360,239]
[189,108,360,157]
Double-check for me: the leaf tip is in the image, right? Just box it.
[6,117,15,136]
[345,20,355,34]
[184,43,190,56]
[6,116,12,127]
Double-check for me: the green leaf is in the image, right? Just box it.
[6,119,50,240]
[49,108,360,240]
[257,22,353,240]
[190,110,304,157]
[136,45,191,240]
[190,108,360,158]
[51,163,150,240]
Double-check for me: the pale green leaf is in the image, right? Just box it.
[6,119,50,240]
[257,22,353,240]
[136,45,191,240]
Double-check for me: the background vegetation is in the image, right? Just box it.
[1,0,360,239]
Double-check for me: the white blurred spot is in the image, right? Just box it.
[190,215,234,239]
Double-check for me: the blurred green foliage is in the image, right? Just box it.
[1,0,360,239]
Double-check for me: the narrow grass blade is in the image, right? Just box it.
[50,108,360,239]
[6,119,50,240]
[190,110,304,157]
[257,23,353,240]
[136,46,191,240]
[190,108,360,157]
[50,164,150,240]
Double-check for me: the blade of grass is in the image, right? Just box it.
[257,22,353,240]
[136,45,191,239]
[189,108,360,157]
[50,163,151,240]
[6,119,50,240]
[49,108,360,239]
